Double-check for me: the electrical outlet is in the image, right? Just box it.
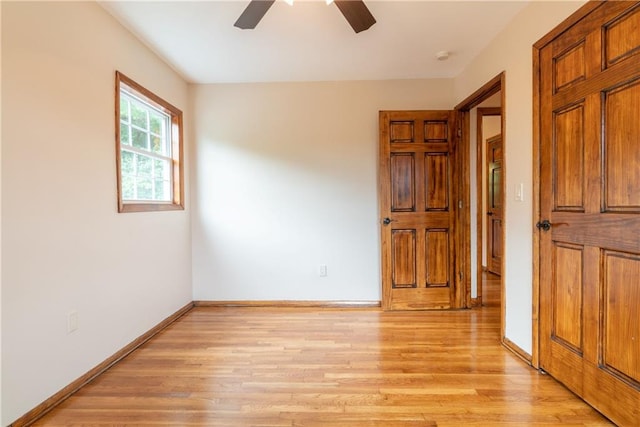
[67,310,78,334]
[319,264,328,277]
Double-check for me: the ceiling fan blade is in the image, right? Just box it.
[234,0,276,30]
[334,0,376,33]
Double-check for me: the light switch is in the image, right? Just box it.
[515,183,524,201]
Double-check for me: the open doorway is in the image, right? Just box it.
[476,101,502,304]
[456,73,505,338]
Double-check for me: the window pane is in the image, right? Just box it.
[150,112,163,135]
[153,159,169,179]
[121,150,134,175]
[122,175,135,200]
[151,135,163,155]
[131,101,148,129]
[154,179,169,200]
[131,128,148,150]
[137,154,152,177]
[137,177,153,200]
[120,123,130,145]
[120,98,129,122]
[163,180,171,200]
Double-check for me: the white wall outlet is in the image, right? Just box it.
[319,264,328,277]
[67,310,78,334]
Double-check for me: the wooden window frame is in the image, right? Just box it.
[115,71,184,213]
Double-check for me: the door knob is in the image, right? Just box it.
[383,217,392,225]
[536,219,568,231]
[536,219,551,231]
[487,212,493,216]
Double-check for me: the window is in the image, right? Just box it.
[115,71,184,212]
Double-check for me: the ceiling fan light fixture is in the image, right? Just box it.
[235,0,375,33]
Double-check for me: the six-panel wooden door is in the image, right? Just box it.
[379,111,458,310]
[538,2,640,424]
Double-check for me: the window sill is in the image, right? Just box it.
[119,202,184,213]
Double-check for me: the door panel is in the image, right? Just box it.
[554,104,585,211]
[391,229,416,288]
[380,110,458,310]
[602,251,640,386]
[551,242,584,354]
[604,80,640,211]
[425,153,449,210]
[604,6,640,67]
[390,154,415,211]
[425,228,449,287]
[538,2,640,425]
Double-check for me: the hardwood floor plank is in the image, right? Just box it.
[31,278,612,426]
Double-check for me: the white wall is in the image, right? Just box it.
[1,2,191,424]
[191,80,454,301]
[483,117,502,143]
[454,0,587,353]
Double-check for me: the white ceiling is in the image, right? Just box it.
[100,0,530,84]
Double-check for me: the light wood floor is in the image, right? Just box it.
[34,274,612,426]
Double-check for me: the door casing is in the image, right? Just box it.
[455,73,509,351]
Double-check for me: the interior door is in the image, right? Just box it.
[379,110,459,310]
[486,134,502,276]
[538,2,640,425]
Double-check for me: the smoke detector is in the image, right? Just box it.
[436,51,450,61]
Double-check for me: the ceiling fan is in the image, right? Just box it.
[234,0,376,34]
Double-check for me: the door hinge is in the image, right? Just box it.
[459,271,464,281]
[458,200,463,209]
[457,128,462,137]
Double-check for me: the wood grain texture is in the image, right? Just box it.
[194,301,382,308]
[390,154,416,212]
[604,78,640,211]
[602,251,640,386]
[537,2,640,425]
[551,243,584,354]
[379,110,458,310]
[486,134,503,276]
[30,278,611,426]
[391,229,417,288]
[425,153,449,211]
[554,42,586,92]
[553,104,585,211]
[502,337,533,365]
[11,302,194,427]
[604,3,640,67]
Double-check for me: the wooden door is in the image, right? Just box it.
[486,134,502,276]
[538,2,640,425]
[379,110,459,310]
